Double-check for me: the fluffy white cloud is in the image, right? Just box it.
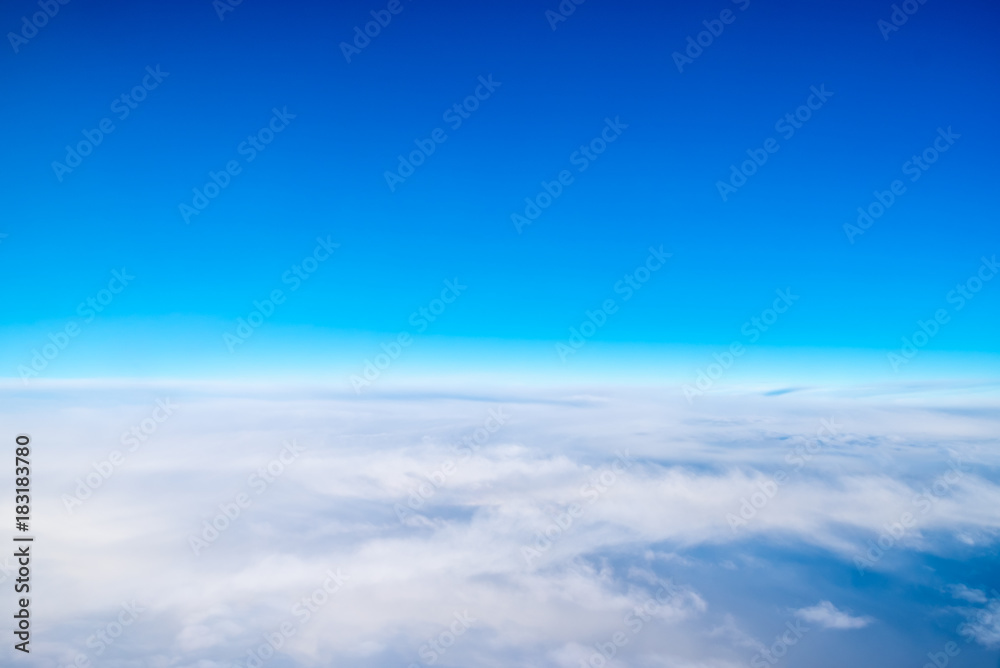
[793,601,873,630]
[960,601,1000,647]
[949,584,988,604]
[1,379,998,666]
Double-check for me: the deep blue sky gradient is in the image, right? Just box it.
[1,0,998,379]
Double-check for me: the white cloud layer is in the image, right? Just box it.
[0,380,997,666]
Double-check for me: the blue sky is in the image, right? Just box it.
[1,0,998,383]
